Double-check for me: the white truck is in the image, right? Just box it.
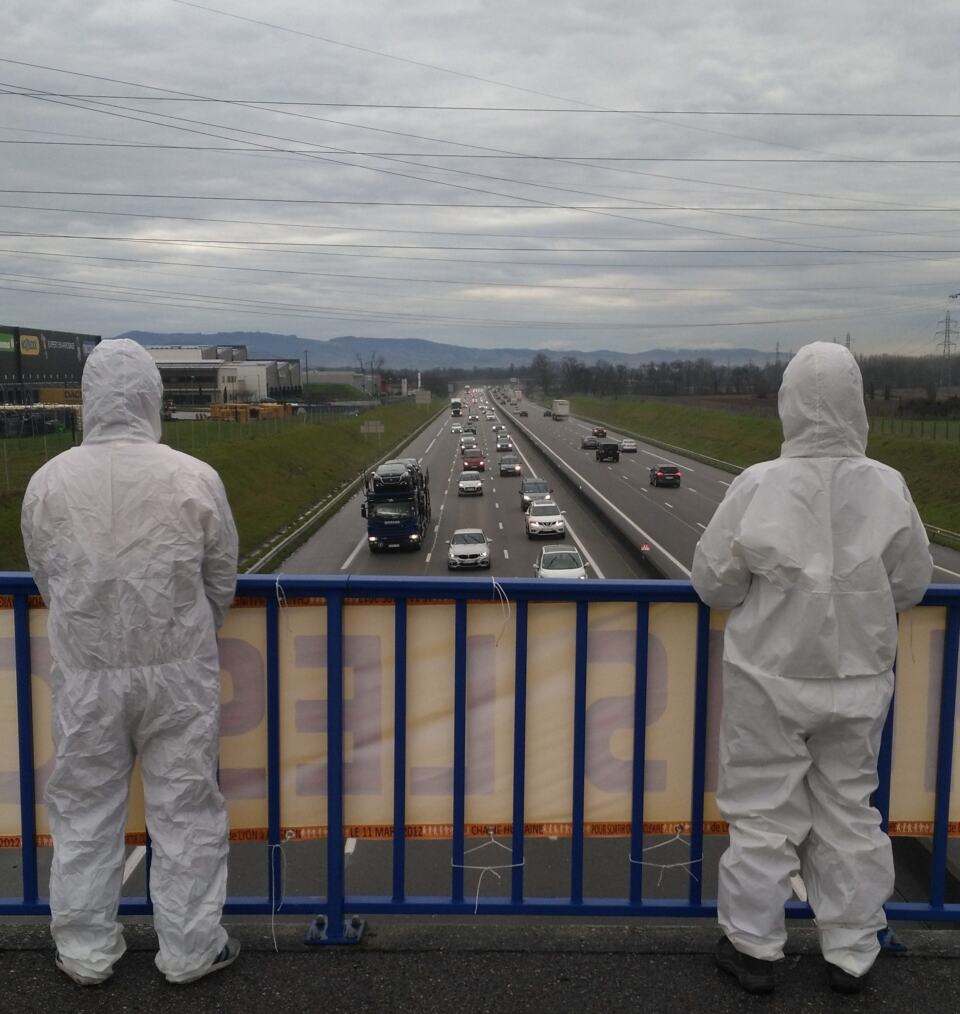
[551,399,570,421]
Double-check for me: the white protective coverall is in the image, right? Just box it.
[21,339,238,984]
[691,341,932,977]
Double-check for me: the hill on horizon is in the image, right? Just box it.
[116,330,776,369]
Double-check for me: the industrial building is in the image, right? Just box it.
[145,344,302,408]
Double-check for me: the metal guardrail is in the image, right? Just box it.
[2,573,959,940]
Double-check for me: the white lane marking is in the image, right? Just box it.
[621,474,630,481]
[718,480,731,487]
[425,436,437,454]
[123,845,146,885]
[498,521,504,530]
[495,502,500,509]
[934,563,960,578]
[434,524,439,533]
[696,522,706,530]
[664,502,674,509]
[687,487,697,494]
[509,418,690,577]
[425,552,432,563]
[503,549,510,559]
[345,837,358,856]
[341,535,367,570]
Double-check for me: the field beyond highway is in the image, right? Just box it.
[0,400,438,572]
[572,396,960,535]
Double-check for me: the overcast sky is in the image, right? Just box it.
[1,0,959,357]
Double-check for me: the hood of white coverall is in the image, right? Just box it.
[82,338,163,444]
[779,342,868,458]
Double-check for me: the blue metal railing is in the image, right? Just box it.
[2,572,958,938]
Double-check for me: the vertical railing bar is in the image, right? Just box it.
[326,592,347,935]
[265,595,282,909]
[392,598,407,903]
[875,660,896,834]
[629,602,651,907]
[931,605,960,908]
[452,598,468,905]
[570,600,589,906]
[13,594,38,905]
[511,599,528,905]
[688,603,711,908]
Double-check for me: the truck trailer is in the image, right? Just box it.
[551,399,570,421]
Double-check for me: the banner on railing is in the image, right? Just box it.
[0,597,956,844]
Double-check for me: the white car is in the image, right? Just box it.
[533,546,587,579]
[525,501,566,538]
[458,470,483,496]
[620,438,637,452]
[451,423,463,434]
[447,529,492,569]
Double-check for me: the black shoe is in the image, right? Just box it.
[715,936,777,994]
[829,964,866,994]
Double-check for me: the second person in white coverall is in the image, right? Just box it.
[692,342,932,993]
[20,339,239,985]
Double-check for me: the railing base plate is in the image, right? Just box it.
[304,914,366,945]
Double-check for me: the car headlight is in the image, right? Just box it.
[480,549,489,558]
[409,534,420,541]
[368,536,377,542]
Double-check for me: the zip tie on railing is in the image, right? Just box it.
[629,831,703,888]
[490,576,512,646]
[274,573,288,609]
[451,828,525,915]
[268,840,289,952]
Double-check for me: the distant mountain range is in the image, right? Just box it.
[116,330,776,370]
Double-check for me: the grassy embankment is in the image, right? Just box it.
[0,401,438,572]
[572,396,960,534]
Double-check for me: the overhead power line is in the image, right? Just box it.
[0,188,952,212]
[3,92,960,116]
[3,137,960,164]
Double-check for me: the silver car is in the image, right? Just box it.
[525,501,566,538]
[533,545,586,579]
[447,529,492,569]
[458,471,483,496]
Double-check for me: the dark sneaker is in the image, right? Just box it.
[715,936,777,994]
[829,964,866,994]
[54,952,111,986]
[172,938,241,985]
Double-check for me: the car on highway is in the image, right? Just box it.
[496,437,513,452]
[519,477,552,509]
[580,435,598,450]
[596,440,620,462]
[533,545,587,579]
[649,464,682,487]
[592,426,607,438]
[619,438,637,452]
[447,528,492,569]
[457,470,483,496]
[543,408,552,417]
[525,501,566,538]
[518,409,529,417]
[498,454,522,476]
[460,433,477,447]
[462,449,485,471]
[463,424,478,435]
[491,422,502,432]
[451,423,462,434]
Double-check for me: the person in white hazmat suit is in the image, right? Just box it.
[20,339,240,986]
[691,342,931,995]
